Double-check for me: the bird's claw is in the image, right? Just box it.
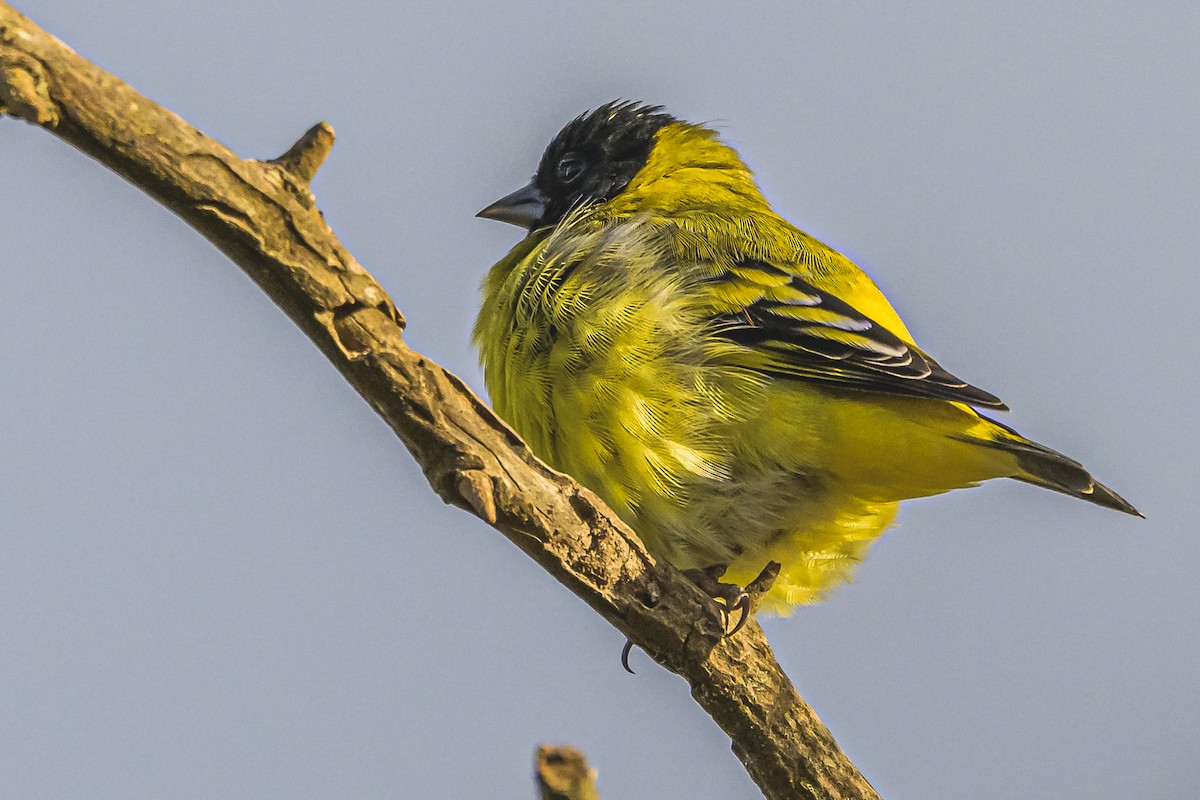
[620,638,637,674]
[683,565,756,639]
[718,589,752,637]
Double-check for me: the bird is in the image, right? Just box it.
[473,101,1139,626]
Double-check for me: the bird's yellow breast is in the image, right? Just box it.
[475,215,754,529]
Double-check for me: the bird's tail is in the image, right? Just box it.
[970,415,1142,517]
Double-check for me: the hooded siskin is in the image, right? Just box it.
[475,102,1139,613]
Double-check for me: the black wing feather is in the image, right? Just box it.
[711,259,1008,410]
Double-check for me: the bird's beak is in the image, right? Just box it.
[476,181,546,229]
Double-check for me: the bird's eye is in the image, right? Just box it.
[556,153,587,185]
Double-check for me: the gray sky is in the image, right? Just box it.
[2,1,1196,798]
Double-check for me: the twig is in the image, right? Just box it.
[536,745,601,800]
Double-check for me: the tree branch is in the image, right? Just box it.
[0,4,880,798]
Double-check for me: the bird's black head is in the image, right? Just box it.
[478,101,677,230]
[533,102,677,226]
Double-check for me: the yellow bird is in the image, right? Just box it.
[475,101,1139,620]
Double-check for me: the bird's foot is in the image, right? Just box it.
[683,565,752,636]
[621,568,747,674]
[684,561,781,637]
[620,561,781,674]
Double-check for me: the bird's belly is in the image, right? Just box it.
[629,447,900,613]
[529,360,900,612]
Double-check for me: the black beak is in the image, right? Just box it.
[477,181,546,229]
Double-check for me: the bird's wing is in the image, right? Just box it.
[705,258,1008,409]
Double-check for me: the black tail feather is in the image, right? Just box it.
[970,416,1142,517]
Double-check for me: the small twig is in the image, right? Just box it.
[536,745,601,800]
[268,121,335,186]
[747,560,781,615]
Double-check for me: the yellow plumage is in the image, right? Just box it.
[475,103,1137,614]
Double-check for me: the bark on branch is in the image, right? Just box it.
[0,4,880,798]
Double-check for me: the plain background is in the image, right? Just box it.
[2,1,1196,798]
